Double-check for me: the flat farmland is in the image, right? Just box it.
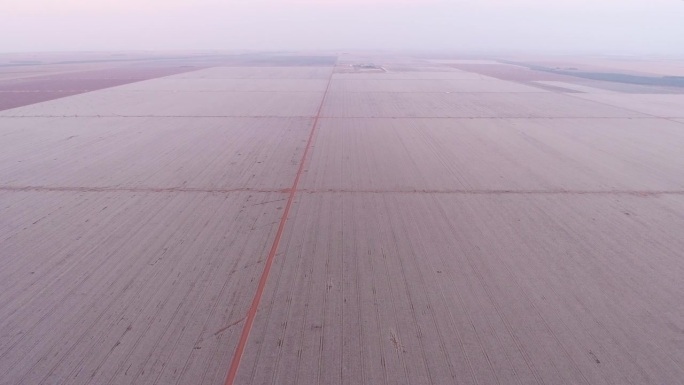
[0,117,311,190]
[168,66,333,79]
[115,78,330,92]
[320,91,648,118]
[446,62,577,82]
[236,192,684,385]
[300,117,684,192]
[328,78,545,93]
[0,89,324,117]
[0,64,118,81]
[0,190,285,385]
[531,81,618,94]
[503,57,684,77]
[572,93,684,118]
[0,66,202,111]
[0,92,82,112]
[1,54,684,385]
[0,78,140,92]
[332,70,488,80]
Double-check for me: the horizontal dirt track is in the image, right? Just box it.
[1,56,684,385]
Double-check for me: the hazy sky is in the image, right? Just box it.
[3,0,684,54]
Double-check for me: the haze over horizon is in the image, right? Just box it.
[3,0,684,55]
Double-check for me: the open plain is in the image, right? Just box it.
[1,53,684,385]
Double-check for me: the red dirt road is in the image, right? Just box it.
[224,63,334,385]
[1,55,684,385]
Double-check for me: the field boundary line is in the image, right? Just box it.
[223,64,336,385]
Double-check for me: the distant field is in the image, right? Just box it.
[0,53,338,111]
[0,66,201,111]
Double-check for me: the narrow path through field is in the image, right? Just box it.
[222,61,336,385]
